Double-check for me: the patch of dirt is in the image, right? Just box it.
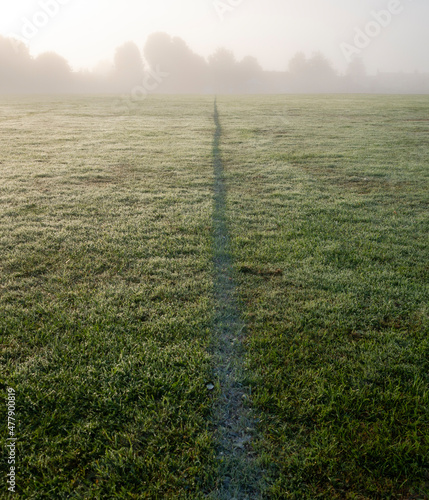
[239,266,283,277]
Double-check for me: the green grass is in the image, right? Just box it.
[218,95,429,498]
[1,94,428,499]
[0,95,218,498]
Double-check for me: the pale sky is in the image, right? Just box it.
[1,0,429,74]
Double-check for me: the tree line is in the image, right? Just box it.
[1,33,428,94]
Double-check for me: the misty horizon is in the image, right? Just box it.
[2,1,429,76]
[2,1,429,95]
[1,31,429,96]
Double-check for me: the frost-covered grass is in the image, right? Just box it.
[0,95,218,498]
[1,94,428,499]
[219,95,429,499]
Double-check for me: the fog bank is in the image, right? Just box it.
[1,34,428,95]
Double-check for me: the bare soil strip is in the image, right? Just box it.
[209,100,263,499]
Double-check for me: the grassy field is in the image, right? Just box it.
[0,94,428,499]
[0,96,219,498]
[219,95,429,498]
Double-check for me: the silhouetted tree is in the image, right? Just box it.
[208,48,239,93]
[288,52,307,76]
[144,33,172,70]
[239,56,262,77]
[237,56,263,92]
[113,41,144,90]
[308,53,336,78]
[144,33,207,93]
[33,52,72,92]
[0,36,32,92]
[345,57,368,91]
[288,51,338,92]
[307,52,337,91]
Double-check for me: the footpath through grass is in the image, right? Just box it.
[0,95,218,498]
[219,95,429,499]
[210,100,262,498]
[1,95,428,499]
